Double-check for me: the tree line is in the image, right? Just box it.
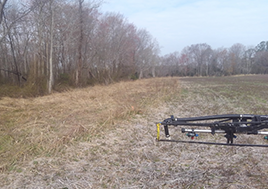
[0,0,159,94]
[0,0,268,96]
[159,41,268,77]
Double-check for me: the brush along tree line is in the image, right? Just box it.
[0,0,268,96]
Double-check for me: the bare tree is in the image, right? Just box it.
[48,0,54,93]
[188,43,212,76]
[0,0,34,43]
[134,29,160,79]
[242,47,255,74]
[228,43,246,74]
[1,1,32,84]
[252,41,268,74]
[212,48,228,75]
[75,0,83,86]
[0,0,8,25]
[160,51,180,76]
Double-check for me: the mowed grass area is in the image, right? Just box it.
[1,75,268,188]
[0,78,180,172]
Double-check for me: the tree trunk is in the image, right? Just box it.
[76,0,83,86]
[48,0,54,94]
[7,24,20,84]
[139,69,143,79]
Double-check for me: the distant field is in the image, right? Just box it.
[1,75,268,188]
[180,75,268,115]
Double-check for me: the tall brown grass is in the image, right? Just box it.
[0,77,180,172]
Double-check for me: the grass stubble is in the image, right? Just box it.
[1,75,268,188]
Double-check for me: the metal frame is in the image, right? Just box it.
[157,114,268,146]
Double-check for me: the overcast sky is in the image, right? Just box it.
[100,0,268,55]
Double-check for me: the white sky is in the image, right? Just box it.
[100,0,268,55]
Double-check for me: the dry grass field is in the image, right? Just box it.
[1,75,268,188]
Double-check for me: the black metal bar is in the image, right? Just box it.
[164,125,170,138]
[162,121,267,127]
[173,114,254,122]
[158,139,268,147]
[164,114,268,122]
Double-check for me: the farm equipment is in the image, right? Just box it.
[156,114,268,147]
